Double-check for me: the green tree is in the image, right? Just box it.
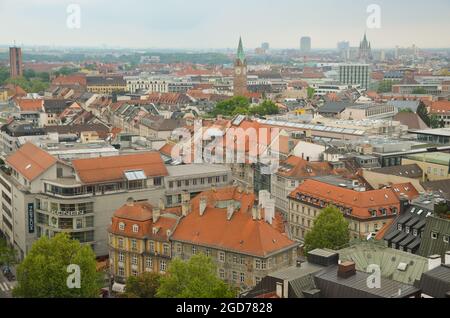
[430,114,444,129]
[212,96,250,117]
[156,254,236,298]
[123,272,162,298]
[399,108,414,113]
[13,233,102,298]
[304,206,350,253]
[0,238,17,267]
[377,80,394,93]
[307,87,316,99]
[0,67,9,84]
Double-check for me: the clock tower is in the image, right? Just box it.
[233,37,248,97]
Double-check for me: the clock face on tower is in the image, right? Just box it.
[235,68,242,75]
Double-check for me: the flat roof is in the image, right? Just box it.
[405,152,450,166]
[166,164,231,178]
[410,128,450,137]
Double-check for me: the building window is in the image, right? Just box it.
[255,277,261,285]
[118,238,124,249]
[132,224,139,233]
[233,256,238,264]
[431,232,438,240]
[169,181,174,189]
[219,269,225,280]
[444,235,449,243]
[413,229,418,237]
[132,254,138,266]
[219,251,225,262]
[255,259,261,270]
[163,244,170,256]
[192,246,197,255]
[177,244,182,254]
[119,222,125,231]
[240,273,245,283]
[205,249,211,257]
[132,269,138,277]
[232,271,238,282]
[119,252,125,263]
[160,260,167,272]
[261,260,267,270]
[146,257,152,269]
[131,239,137,251]
[118,267,124,277]
[154,177,162,186]
[398,224,403,231]
[149,241,155,252]
[240,257,245,265]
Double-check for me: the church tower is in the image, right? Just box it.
[233,37,248,97]
[358,33,372,62]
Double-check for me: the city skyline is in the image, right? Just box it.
[0,0,449,50]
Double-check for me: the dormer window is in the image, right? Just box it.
[431,232,438,240]
[371,210,377,218]
[119,222,125,231]
[397,224,403,231]
[132,224,139,233]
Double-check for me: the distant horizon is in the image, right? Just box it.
[0,0,449,50]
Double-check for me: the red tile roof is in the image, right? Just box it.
[171,187,298,257]
[73,152,168,184]
[16,98,44,112]
[429,100,450,114]
[110,201,178,241]
[289,179,401,220]
[6,143,57,181]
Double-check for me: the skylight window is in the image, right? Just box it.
[124,170,147,181]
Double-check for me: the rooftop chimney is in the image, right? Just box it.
[159,198,165,211]
[153,207,160,223]
[126,197,134,207]
[199,197,207,216]
[227,202,235,221]
[252,205,258,221]
[445,251,450,266]
[182,202,190,217]
[428,255,441,271]
[338,261,356,278]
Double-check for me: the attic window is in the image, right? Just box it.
[132,224,139,233]
[119,222,125,231]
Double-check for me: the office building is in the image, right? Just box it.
[9,47,23,78]
[338,64,370,90]
[300,37,311,54]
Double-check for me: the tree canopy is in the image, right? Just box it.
[211,97,279,117]
[156,254,236,298]
[304,206,350,253]
[13,233,102,298]
[0,238,17,267]
[123,272,162,298]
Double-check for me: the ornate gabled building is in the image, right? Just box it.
[233,37,248,97]
[359,33,372,62]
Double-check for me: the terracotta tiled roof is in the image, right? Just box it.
[6,143,57,181]
[73,152,168,184]
[110,202,178,241]
[16,98,44,112]
[429,100,450,114]
[375,218,394,240]
[159,143,174,157]
[171,187,297,257]
[289,179,401,220]
[278,156,333,179]
[390,183,420,200]
[52,75,87,86]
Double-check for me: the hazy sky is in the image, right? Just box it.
[0,0,449,49]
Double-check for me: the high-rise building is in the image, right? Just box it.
[9,46,23,78]
[339,64,370,90]
[358,33,372,62]
[261,42,270,51]
[234,37,248,97]
[300,37,311,54]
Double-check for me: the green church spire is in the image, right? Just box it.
[237,37,245,64]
